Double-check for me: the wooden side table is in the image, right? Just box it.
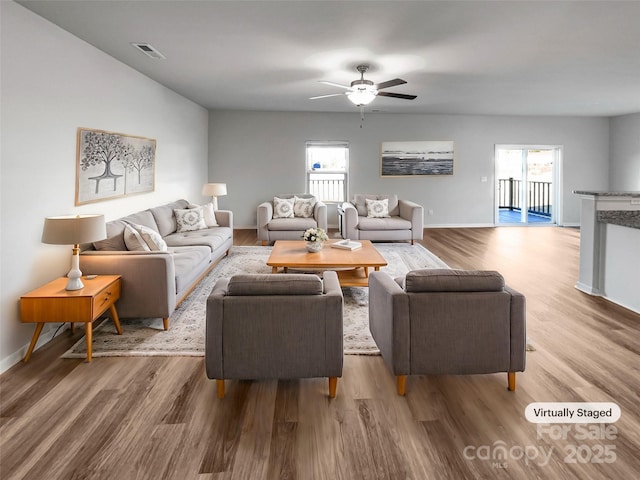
[20,275,122,362]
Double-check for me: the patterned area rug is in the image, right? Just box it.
[62,243,449,358]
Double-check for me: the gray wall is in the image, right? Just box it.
[209,110,610,228]
[0,2,209,371]
[610,113,640,190]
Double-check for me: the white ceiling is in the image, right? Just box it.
[16,0,640,116]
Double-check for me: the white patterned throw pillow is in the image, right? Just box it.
[126,223,168,251]
[123,224,151,251]
[366,198,390,218]
[273,196,294,218]
[293,196,316,218]
[188,202,218,227]
[174,207,207,232]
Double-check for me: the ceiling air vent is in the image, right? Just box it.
[130,42,166,59]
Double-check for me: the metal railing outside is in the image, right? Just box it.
[498,178,552,217]
[308,173,346,203]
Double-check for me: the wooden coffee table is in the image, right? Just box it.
[267,240,387,287]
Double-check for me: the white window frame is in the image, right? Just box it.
[305,141,349,203]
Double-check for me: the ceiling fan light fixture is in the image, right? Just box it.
[347,85,377,106]
[312,64,415,110]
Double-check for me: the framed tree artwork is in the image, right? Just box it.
[75,127,156,205]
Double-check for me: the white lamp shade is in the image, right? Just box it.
[202,183,227,197]
[42,214,107,245]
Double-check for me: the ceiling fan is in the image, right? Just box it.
[310,64,417,107]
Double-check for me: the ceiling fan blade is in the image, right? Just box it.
[375,78,407,90]
[309,93,346,100]
[319,81,351,89]
[377,91,417,100]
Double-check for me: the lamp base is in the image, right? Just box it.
[66,245,84,290]
[65,276,84,291]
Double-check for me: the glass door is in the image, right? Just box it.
[495,146,559,225]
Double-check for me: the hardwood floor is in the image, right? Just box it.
[2,227,639,479]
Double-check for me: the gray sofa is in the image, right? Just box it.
[369,269,526,395]
[206,271,344,398]
[257,194,327,245]
[341,194,423,244]
[80,199,233,330]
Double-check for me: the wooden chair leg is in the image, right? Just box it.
[507,372,516,391]
[397,375,407,396]
[163,318,169,331]
[216,379,225,399]
[328,377,337,398]
[261,240,267,246]
[411,239,415,245]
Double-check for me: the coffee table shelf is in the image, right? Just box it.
[266,240,387,287]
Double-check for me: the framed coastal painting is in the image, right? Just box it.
[75,128,156,205]
[380,141,454,176]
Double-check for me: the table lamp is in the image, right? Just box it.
[41,214,107,290]
[202,183,227,210]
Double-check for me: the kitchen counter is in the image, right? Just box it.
[574,191,640,314]
[573,190,640,197]
[597,210,640,229]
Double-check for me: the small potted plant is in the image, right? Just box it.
[302,227,329,252]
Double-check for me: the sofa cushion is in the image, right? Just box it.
[164,227,233,252]
[93,219,128,251]
[366,198,390,218]
[171,246,212,295]
[405,269,505,293]
[268,217,317,231]
[150,199,190,237]
[357,216,412,231]
[123,224,151,251]
[273,196,295,218]
[121,210,160,232]
[95,210,159,251]
[175,207,207,232]
[227,274,323,296]
[293,196,316,218]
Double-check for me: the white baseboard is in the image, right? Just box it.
[238,223,578,230]
[575,282,602,296]
[578,283,640,314]
[0,324,68,374]
[425,223,495,229]
[601,296,640,315]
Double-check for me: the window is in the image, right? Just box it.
[306,141,348,203]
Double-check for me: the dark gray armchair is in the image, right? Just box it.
[368,269,526,395]
[206,271,343,398]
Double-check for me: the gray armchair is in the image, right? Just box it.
[206,271,343,398]
[369,269,526,395]
[341,194,423,244]
[257,194,327,245]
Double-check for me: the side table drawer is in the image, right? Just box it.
[21,297,92,323]
[92,280,121,318]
